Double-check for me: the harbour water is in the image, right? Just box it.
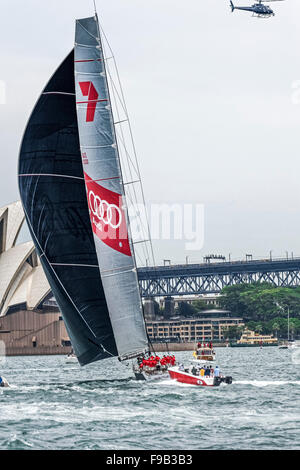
[0,347,299,450]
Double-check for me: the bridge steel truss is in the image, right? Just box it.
[137,258,300,297]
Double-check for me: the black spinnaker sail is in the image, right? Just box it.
[18,50,118,365]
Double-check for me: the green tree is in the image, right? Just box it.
[177,302,197,317]
[220,283,300,323]
[223,325,243,340]
[271,321,280,338]
[192,299,216,312]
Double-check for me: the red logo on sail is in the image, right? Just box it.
[84,173,131,257]
[78,81,99,122]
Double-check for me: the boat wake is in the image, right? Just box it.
[74,378,132,386]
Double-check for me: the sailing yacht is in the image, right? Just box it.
[18,12,171,380]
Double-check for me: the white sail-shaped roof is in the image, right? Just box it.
[0,201,52,316]
[0,201,24,253]
[26,265,51,309]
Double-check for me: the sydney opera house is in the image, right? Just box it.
[0,201,71,355]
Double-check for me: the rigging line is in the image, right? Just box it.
[124,180,141,186]
[18,173,84,181]
[114,125,139,179]
[108,94,150,257]
[119,185,150,264]
[97,18,144,285]
[113,132,150,248]
[102,41,150,265]
[20,204,98,339]
[106,70,130,126]
[43,92,75,96]
[117,172,151,264]
[103,55,138,174]
[114,119,128,125]
[106,69,138,174]
[99,24,153,299]
[105,68,140,177]
[93,0,97,14]
[111,116,155,266]
[101,30,155,267]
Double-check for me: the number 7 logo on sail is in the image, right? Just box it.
[78,81,107,122]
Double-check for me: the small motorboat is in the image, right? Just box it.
[279,341,297,350]
[0,376,10,388]
[65,353,78,364]
[168,364,232,387]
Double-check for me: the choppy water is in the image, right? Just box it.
[0,347,299,450]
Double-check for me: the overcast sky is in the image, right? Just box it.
[1,0,300,265]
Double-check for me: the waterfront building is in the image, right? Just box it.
[146,316,244,343]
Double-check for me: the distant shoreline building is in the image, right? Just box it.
[146,315,244,343]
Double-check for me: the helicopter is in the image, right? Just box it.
[230,0,284,18]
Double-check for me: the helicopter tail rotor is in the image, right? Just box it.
[230,1,235,12]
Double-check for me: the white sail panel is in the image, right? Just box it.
[74,15,149,360]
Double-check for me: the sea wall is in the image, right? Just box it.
[5,346,72,356]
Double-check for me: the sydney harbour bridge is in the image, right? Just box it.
[137,257,300,298]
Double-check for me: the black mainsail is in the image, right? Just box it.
[18,50,118,365]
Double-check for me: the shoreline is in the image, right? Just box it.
[3,343,228,357]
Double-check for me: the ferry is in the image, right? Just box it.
[168,364,232,387]
[230,329,278,347]
[192,342,216,363]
